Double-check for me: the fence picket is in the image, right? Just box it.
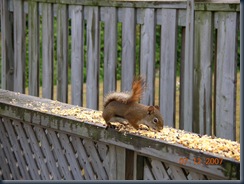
[158,9,177,127]
[57,4,69,103]
[42,3,54,99]
[71,5,84,106]
[193,11,213,135]
[0,0,14,90]
[140,8,156,105]
[180,0,194,131]
[86,6,100,110]
[13,0,25,93]
[28,1,40,96]
[215,12,238,141]
[103,7,117,96]
[121,8,136,91]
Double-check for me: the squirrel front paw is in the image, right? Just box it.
[105,123,116,130]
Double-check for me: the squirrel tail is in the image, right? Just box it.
[103,76,146,107]
[127,76,145,103]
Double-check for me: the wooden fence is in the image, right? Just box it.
[0,0,240,139]
[0,89,240,180]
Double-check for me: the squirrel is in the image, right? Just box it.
[102,77,164,131]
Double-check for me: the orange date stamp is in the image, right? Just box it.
[179,157,223,165]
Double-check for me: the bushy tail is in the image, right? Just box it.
[127,76,146,103]
[103,76,146,107]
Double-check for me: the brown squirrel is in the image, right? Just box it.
[102,77,164,131]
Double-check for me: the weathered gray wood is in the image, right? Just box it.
[140,8,156,105]
[0,118,12,179]
[215,12,238,141]
[34,127,62,179]
[158,9,177,127]
[108,145,126,180]
[23,124,51,180]
[57,4,68,103]
[1,0,14,90]
[86,6,100,110]
[193,11,213,135]
[121,8,136,91]
[71,5,84,106]
[9,0,188,9]
[151,159,170,180]
[187,171,206,180]
[3,118,31,179]
[0,89,240,179]
[13,0,26,93]
[143,160,155,180]
[70,136,96,180]
[45,130,73,180]
[58,133,84,180]
[103,7,117,96]
[13,120,40,179]
[180,0,194,131]
[83,139,108,180]
[166,164,187,180]
[42,3,54,99]
[28,1,40,96]
[96,142,109,175]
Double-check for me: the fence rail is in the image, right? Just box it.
[0,89,240,180]
[0,0,240,140]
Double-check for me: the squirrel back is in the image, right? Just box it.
[104,77,145,107]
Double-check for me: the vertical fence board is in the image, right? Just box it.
[121,8,136,91]
[71,5,84,106]
[28,1,40,96]
[103,7,117,96]
[193,11,213,135]
[108,145,126,180]
[13,0,25,93]
[42,3,54,99]
[57,4,68,103]
[1,0,14,90]
[158,9,177,127]
[180,0,194,131]
[215,12,238,141]
[86,6,100,110]
[140,8,156,105]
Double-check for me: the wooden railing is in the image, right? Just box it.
[0,0,240,140]
[0,89,240,180]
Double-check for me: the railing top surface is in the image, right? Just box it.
[0,89,240,179]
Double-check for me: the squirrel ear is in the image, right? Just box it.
[147,106,155,115]
[154,105,160,110]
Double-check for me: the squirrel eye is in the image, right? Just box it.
[153,118,158,124]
